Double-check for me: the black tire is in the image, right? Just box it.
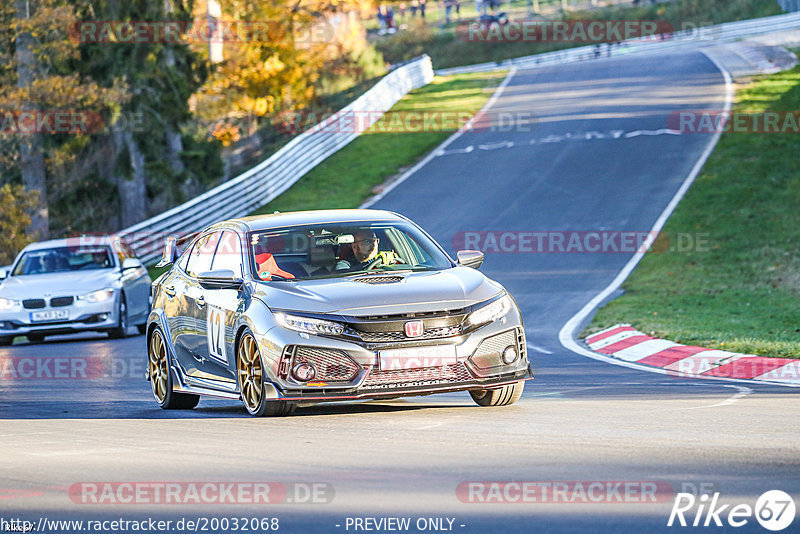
[469,381,525,407]
[148,326,199,410]
[27,333,45,343]
[237,329,296,417]
[0,336,12,346]
[108,295,128,339]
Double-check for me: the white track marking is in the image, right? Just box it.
[527,343,554,355]
[361,67,518,208]
[624,129,682,138]
[684,385,753,409]
[435,128,684,157]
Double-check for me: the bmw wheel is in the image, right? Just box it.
[469,381,525,407]
[237,329,296,417]
[148,326,199,410]
[108,295,128,339]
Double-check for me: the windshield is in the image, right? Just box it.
[248,221,452,281]
[11,246,114,276]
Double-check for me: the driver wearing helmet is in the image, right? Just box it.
[336,229,400,271]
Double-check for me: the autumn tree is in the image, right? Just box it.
[193,0,376,141]
[0,0,122,238]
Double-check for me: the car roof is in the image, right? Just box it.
[226,209,407,233]
[21,236,116,252]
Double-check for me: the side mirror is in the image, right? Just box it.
[122,258,143,271]
[155,236,177,267]
[0,266,9,280]
[456,250,484,270]
[198,269,243,290]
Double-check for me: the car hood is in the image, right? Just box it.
[253,267,503,315]
[0,270,118,299]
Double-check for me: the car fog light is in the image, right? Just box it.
[502,346,518,365]
[292,362,316,382]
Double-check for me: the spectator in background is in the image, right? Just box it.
[420,0,427,19]
[410,0,419,17]
[377,4,386,33]
[386,4,396,32]
[445,0,453,23]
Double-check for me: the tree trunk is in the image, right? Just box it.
[14,0,49,239]
[115,131,147,229]
[165,129,185,175]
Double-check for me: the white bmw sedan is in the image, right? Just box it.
[0,236,151,345]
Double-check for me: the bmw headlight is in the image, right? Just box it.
[78,288,115,303]
[0,297,19,310]
[275,313,344,336]
[467,295,512,327]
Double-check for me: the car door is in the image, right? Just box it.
[193,230,245,383]
[114,238,150,320]
[181,231,223,380]
[164,243,195,375]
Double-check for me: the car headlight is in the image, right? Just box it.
[78,288,115,303]
[0,297,19,310]
[275,313,344,336]
[467,295,512,327]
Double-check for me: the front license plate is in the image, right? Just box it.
[30,309,69,322]
[379,345,457,371]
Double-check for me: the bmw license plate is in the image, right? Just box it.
[379,345,457,371]
[30,309,69,322]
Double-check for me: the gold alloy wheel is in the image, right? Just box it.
[237,333,263,412]
[149,329,169,403]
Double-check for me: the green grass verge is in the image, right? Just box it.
[249,70,507,215]
[375,0,781,69]
[584,64,800,359]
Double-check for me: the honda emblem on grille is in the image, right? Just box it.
[404,320,424,338]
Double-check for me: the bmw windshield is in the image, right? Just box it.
[11,246,114,276]
[248,221,453,281]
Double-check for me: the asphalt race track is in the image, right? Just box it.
[1,51,798,534]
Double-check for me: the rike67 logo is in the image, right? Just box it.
[668,490,795,531]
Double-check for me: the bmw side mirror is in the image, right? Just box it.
[198,269,244,290]
[156,236,177,267]
[0,267,8,281]
[122,258,143,271]
[457,250,484,270]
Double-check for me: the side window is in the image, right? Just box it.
[185,232,221,277]
[177,242,194,272]
[211,231,244,278]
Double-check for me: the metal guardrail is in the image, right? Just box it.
[435,11,800,76]
[119,55,434,264]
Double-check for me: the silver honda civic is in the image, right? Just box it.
[146,209,532,416]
